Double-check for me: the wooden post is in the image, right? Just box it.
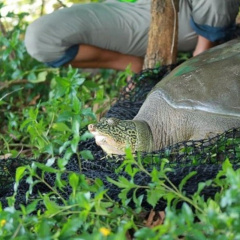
[143,0,179,69]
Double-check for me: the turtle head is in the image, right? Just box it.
[88,117,137,155]
[88,117,154,155]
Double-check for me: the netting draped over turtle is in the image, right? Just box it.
[1,66,240,210]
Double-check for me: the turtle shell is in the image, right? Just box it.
[152,39,240,117]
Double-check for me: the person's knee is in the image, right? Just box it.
[25,11,80,65]
[25,17,63,63]
[25,20,46,62]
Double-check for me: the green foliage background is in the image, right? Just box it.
[0,0,131,160]
[0,1,240,239]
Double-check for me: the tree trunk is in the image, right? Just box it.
[143,0,179,69]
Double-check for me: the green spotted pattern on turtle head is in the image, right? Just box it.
[97,118,137,144]
[88,117,139,155]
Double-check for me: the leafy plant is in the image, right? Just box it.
[0,1,131,159]
[1,1,240,240]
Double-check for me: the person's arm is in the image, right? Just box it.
[193,35,217,56]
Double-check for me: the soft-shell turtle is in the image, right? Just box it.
[88,39,240,155]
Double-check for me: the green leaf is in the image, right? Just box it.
[56,172,67,190]
[11,30,19,46]
[54,76,70,98]
[95,87,104,100]
[72,116,81,134]
[43,195,62,215]
[179,171,197,192]
[20,118,32,130]
[37,218,51,238]
[46,157,55,167]
[118,189,131,205]
[74,77,85,86]
[71,135,80,153]
[27,71,37,81]
[133,191,144,211]
[134,227,155,239]
[222,158,232,172]
[28,71,47,83]
[57,157,68,170]
[59,140,70,154]
[72,95,81,113]
[80,131,94,141]
[59,217,82,239]
[0,99,6,106]
[57,111,73,122]
[35,162,59,173]
[15,166,27,183]
[28,107,38,119]
[12,69,22,79]
[75,192,92,209]
[147,189,164,207]
[81,108,96,118]
[194,180,212,197]
[52,122,71,132]
[25,199,39,215]
[63,147,74,160]
[182,203,194,224]
[150,167,162,182]
[37,71,48,82]
[69,173,79,195]
[2,47,11,61]
[107,176,136,189]
[125,164,139,178]
[43,143,54,155]
[80,150,94,160]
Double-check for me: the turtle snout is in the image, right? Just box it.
[88,124,96,132]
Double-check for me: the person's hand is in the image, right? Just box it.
[193,35,217,56]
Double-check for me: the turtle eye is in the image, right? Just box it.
[107,118,115,125]
[107,118,120,126]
